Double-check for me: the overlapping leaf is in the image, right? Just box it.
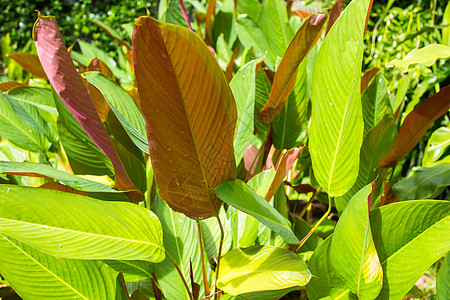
[309,0,370,196]
[370,200,450,299]
[0,234,124,299]
[378,86,450,168]
[33,14,136,192]
[217,245,310,295]
[133,15,237,219]
[386,44,450,72]
[0,185,165,262]
[258,13,326,122]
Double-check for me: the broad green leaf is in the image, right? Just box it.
[93,19,131,49]
[236,16,274,68]
[258,0,293,70]
[370,200,450,299]
[422,125,450,166]
[229,170,275,248]
[7,86,57,115]
[361,72,391,134]
[258,13,326,122]
[212,0,236,46]
[393,163,450,200]
[230,59,259,164]
[331,184,382,299]
[390,71,414,115]
[378,86,450,168]
[0,234,124,300]
[214,180,299,244]
[33,15,135,192]
[386,44,450,72]
[7,52,48,79]
[0,93,49,153]
[236,0,261,21]
[166,0,189,27]
[273,60,308,149]
[82,72,148,154]
[335,115,397,213]
[153,195,206,300]
[217,245,310,295]
[443,2,450,46]
[53,89,114,177]
[103,260,153,282]
[309,0,370,196]
[0,185,165,262]
[306,236,357,300]
[0,161,122,193]
[437,255,450,300]
[133,16,237,219]
[200,206,232,261]
[291,216,322,252]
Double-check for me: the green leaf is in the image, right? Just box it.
[103,260,153,282]
[361,72,391,134]
[153,195,206,300]
[331,184,382,299]
[273,60,309,149]
[0,234,124,300]
[212,0,237,46]
[0,185,165,262]
[7,86,57,115]
[386,44,450,72]
[335,115,397,213]
[443,2,450,46]
[236,0,261,21]
[217,245,310,295]
[82,72,148,154]
[309,0,370,196]
[306,236,357,300]
[393,163,450,200]
[422,125,450,166]
[370,200,450,299]
[230,59,259,164]
[221,287,299,300]
[0,93,49,153]
[200,206,232,261]
[53,89,114,177]
[437,255,450,300]
[0,161,122,193]
[291,216,322,252]
[214,180,299,244]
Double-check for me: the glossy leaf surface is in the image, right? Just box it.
[309,0,370,196]
[83,72,148,154]
[214,180,299,244]
[378,86,450,168]
[133,16,237,219]
[0,161,121,193]
[258,13,326,122]
[331,184,382,299]
[370,200,450,299]
[217,245,310,295]
[33,15,134,191]
[393,163,450,200]
[0,185,164,262]
[386,44,450,71]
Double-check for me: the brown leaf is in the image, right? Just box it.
[379,181,399,206]
[361,66,380,94]
[39,181,88,196]
[133,16,237,219]
[378,86,450,168]
[7,52,48,80]
[325,0,344,36]
[258,13,327,122]
[0,81,26,91]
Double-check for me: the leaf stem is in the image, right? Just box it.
[166,251,195,300]
[213,208,224,300]
[293,194,332,253]
[298,187,321,219]
[196,220,210,297]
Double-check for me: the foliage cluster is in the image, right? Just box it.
[0,0,449,299]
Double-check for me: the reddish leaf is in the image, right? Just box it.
[133,16,237,219]
[360,66,380,94]
[204,0,217,45]
[258,13,327,122]
[325,0,344,36]
[32,14,136,193]
[378,86,450,168]
[0,81,26,91]
[291,10,312,20]
[265,148,301,201]
[379,181,399,207]
[7,52,48,80]
[40,181,88,196]
[225,45,239,82]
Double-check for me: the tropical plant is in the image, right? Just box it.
[0,0,449,299]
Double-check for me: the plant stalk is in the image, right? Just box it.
[197,220,211,297]
[166,252,195,300]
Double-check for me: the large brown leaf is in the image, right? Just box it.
[133,15,237,219]
[33,14,136,193]
[258,13,327,122]
[7,52,48,80]
[378,86,450,168]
